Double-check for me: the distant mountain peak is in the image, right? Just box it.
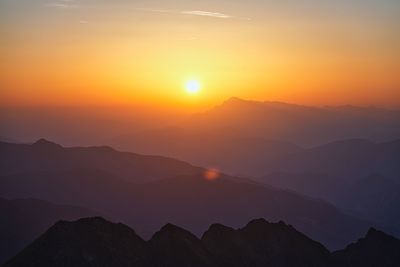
[363,227,394,242]
[241,219,302,239]
[160,223,182,232]
[50,217,125,233]
[366,227,378,237]
[225,96,245,103]
[33,139,63,149]
[221,97,309,111]
[222,97,259,107]
[154,223,197,240]
[331,227,400,266]
[201,224,236,243]
[206,223,235,234]
[245,218,270,227]
[73,216,109,225]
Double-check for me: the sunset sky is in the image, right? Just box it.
[1,0,399,110]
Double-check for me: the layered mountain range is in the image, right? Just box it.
[106,99,400,234]
[110,98,400,177]
[1,139,392,264]
[1,98,399,266]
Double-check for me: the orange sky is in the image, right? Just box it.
[1,0,400,110]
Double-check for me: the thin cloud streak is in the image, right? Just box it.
[45,0,79,9]
[181,10,232,19]
[136,8,250,20]
[44,4,250,20]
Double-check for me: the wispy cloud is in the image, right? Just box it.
[136,8,250,20]
[45,0,79,9]
[45,0,88,23]
[180,10,232,19]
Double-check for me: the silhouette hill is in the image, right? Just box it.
[0,198,98,265]
[4,217,400,267]
[0,139,201,183]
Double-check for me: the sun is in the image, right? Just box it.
[185,80,201,94]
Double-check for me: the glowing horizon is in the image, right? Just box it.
[1,0,399,109]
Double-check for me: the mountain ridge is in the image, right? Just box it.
[0,197,99,265]
[4,217,400,267]
[0,139,395,251]
[0,139,202,183]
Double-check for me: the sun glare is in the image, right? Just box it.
[185,80,201,94]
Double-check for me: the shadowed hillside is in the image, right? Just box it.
[0,139,202,183]
[0,198,98,265]
[4,217,400,267]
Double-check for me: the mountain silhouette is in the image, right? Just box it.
[202,219,330,266]
[0,198,98,265]
[112,128,303,177]
[4,217,400,267]
[3,99,399,149]
[264,139,400,180]
[331,227,400,266]
[261,139,400,231]
[3,217,151,267]
[32,138,63,149]
[0,139,201,182]
[191,98,400,146]
[110,99,400,178]
[150,223,219,267]
[0,140,392,251]
[337,174,400,228]
[0,169,381,251]
[263,172,400,224]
